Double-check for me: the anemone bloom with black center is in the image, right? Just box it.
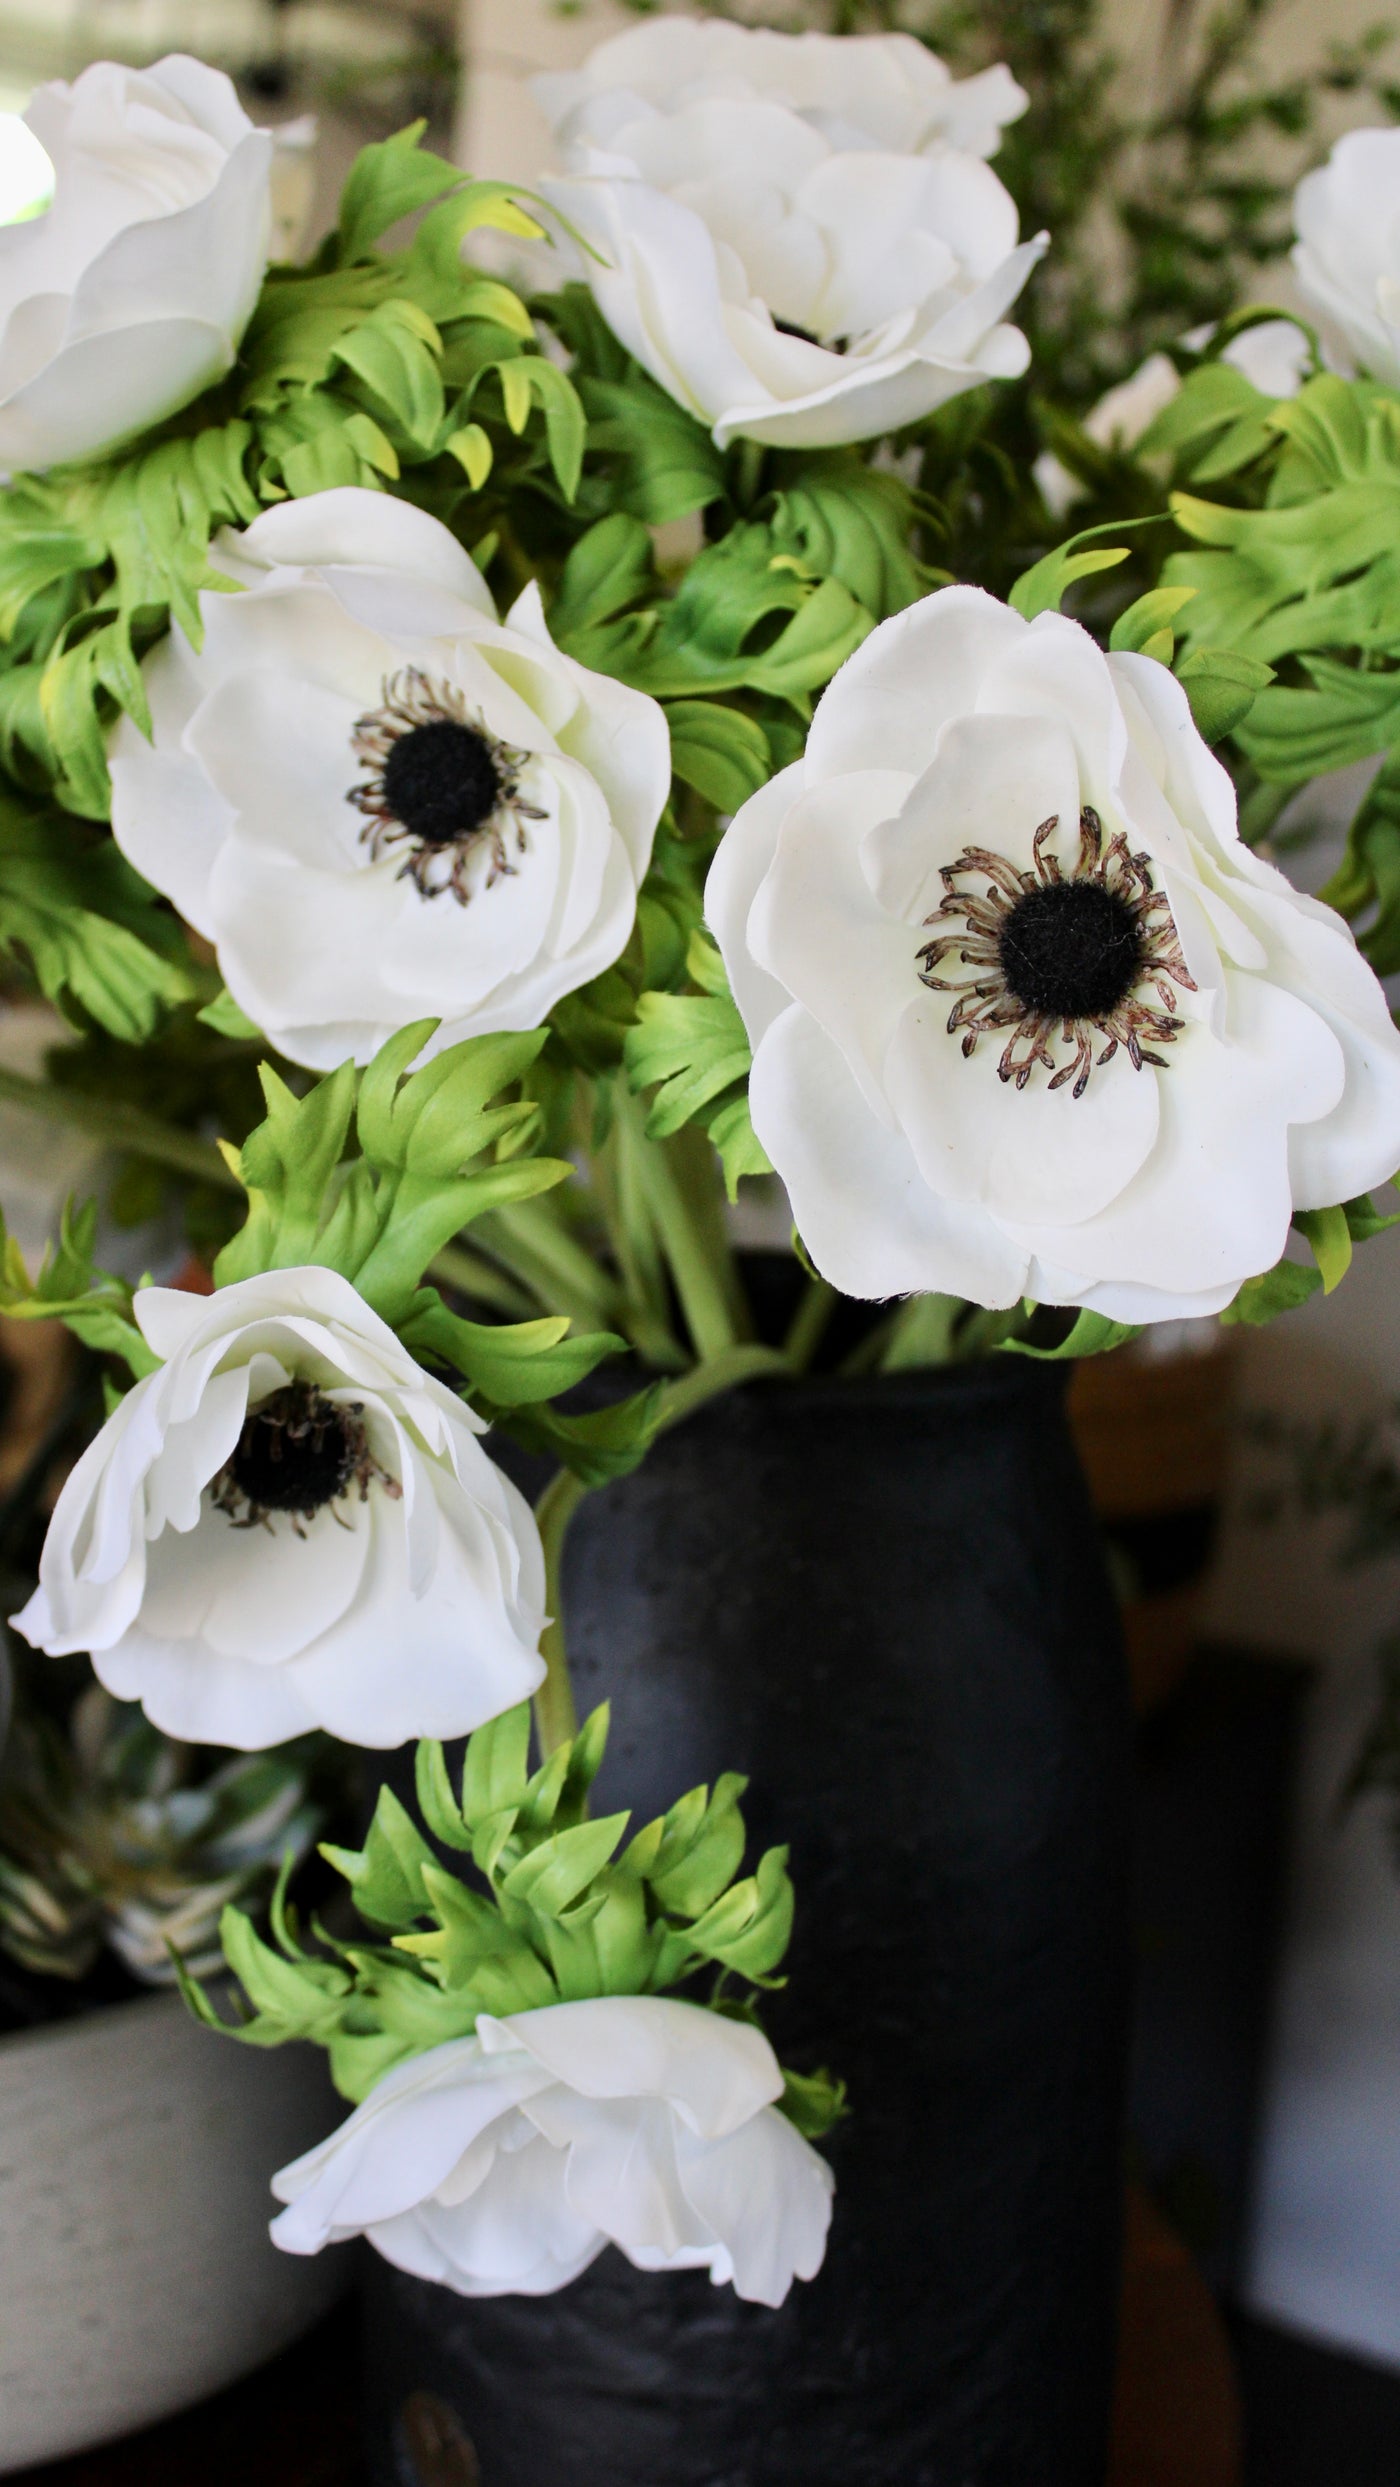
[916,807,1196,1098]
[348,668,547,906]
[212,1381,400,1536]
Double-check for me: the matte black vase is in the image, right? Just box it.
[363,1353,1133,2487]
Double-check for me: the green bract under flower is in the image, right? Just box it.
[182,1696,845,2142]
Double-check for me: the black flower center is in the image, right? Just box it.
[380,720,502,850]
[227,1384,357,1516]
[997,879,1144,1021]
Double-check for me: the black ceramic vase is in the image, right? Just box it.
[363,1352,1133,2487]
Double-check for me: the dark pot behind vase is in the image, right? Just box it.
[364,1352,1133,2487]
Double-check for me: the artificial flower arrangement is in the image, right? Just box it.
[0,15,1399,2441]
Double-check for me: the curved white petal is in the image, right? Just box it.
[15,1268,546,1751]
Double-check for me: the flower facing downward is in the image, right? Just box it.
[707,584,1400,1322]
[270,1996,835,2306]
[1292,127,1400,386]
[11,1268,546,1752]
[0,55,272,472]
[108,490,671,1071]
[533,19,1046,451]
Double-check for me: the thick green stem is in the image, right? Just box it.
[784,1274,837,1374]
[636,1132,747,1364]
[532,1464,587,1758]
[733,438,767,512]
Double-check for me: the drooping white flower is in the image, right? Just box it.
[0,56,272,472]
[1036,323,1310,519]
[270,1996,834,2306]
[707,584,1400,1323]
[1293,127,1400,385]
[108,489,671,1072]
[11,1267,546,1752]
[534,19,1046,452]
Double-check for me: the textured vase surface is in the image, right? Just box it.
[364,1354,1133,2487]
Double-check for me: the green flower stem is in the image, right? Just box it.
[532,1463,587,1758]
[653,1340,791,1435]
[633,1131,742,1365]
[476,1195,621,1330]
[783,1274,837,1374]
[0,1068,238,1191]
[733,438,767,512]
[531,1340,791,1759]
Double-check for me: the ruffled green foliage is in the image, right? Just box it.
[0,1195,157,1378]
[0,785,192,1039]
[624,933,771,1204]
[1162,375,1400,961]
[0,126,580,879]
[0,1024,659,1479]
[180,1699,844,2135]
[212,1020,657,1479]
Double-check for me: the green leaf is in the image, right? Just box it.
[1004,1309,1140,1361]
[499,1385,664,1487]
[414,1740,476,1854]
[321,1787,437,1930]
[500,1814,631,1915]
[1010,528,1134,620]
[1221,1257,1323,1326]
[623,934,769,1200]
[665,700,772,811]
[401,1294,622,1407]
[779,2064,848,2141]
[1294,1203,1354,1294]
[1108,584,1197,660]
[337,125,464,264]
[0,1197,157,1378]
[578,370,725,524]
[196,989,262,1041]
[0,805,193,1039]
[767,453,937,620]
[549,514,655,644]
[461,1705,532,1830]
[331,298,445,448]
[1174,647,1274,745]
[684,1844,794,1979]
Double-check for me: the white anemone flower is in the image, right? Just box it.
[707,584,1400,1323]
[270,1996,835,2306]
[1293,126,1400,386]
[108,489,671,1072]
[11,1267,546,1752]
[0,56,272,472]
[534,20,1046,452]
[535,21,1028,165]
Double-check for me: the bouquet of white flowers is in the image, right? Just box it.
[2,23,1400,2480]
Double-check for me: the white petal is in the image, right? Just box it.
[883,992,1162,1227]
[1005,976,1344,1298]
[804,586,1027,784]
[483,1995,784,2136]
[752,770,923,1118]
[674,2105,834,2306]
[705,764,808,1047]
[232,488,496,618]
[749,1004,1028,1304]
